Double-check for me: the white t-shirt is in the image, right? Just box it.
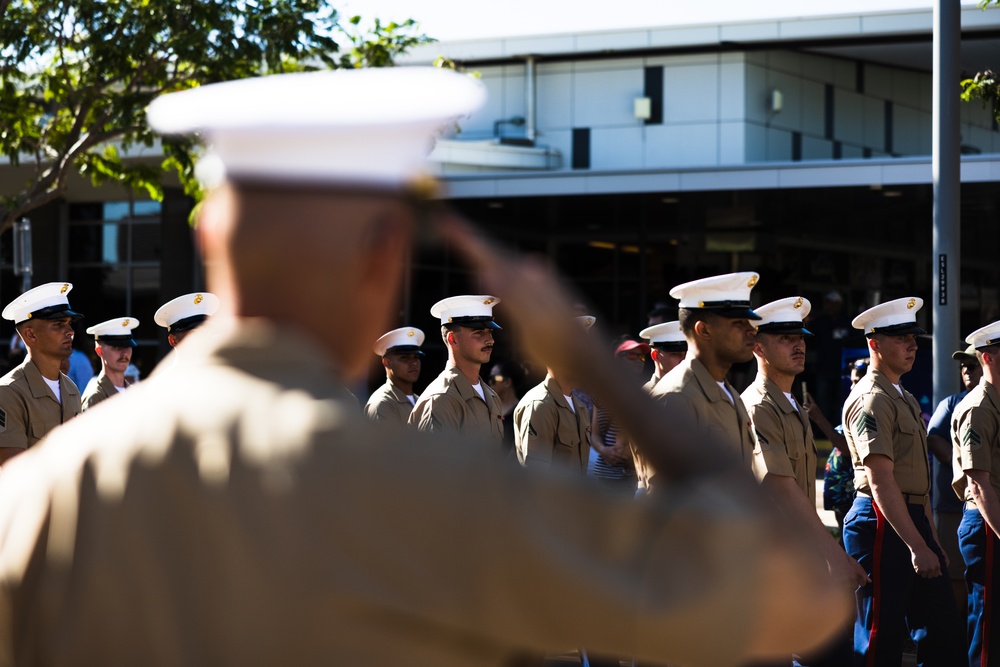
[471,382,486,402]
[43,377,61,404]
[717,381,734,405]
[893,383,904,397]
[564,395,576,414]
[783,392,799,410]
[407,394,416,406]
[115,385,127,394]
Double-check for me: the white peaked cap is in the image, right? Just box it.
[640,321,686,348]
[2,282,82,324]
[431,295,502,329]
[966,320,1000,349]
[577,315,597,331]
[86,317,140,347]
[373,327,426,356]
[669,272,761,319]
[754,297,813,334]
[154,292,220,332]
[145,67,487,189]
[852,297,925,336]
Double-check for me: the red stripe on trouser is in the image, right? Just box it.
[867,502,887,667]
[985,523,994,666]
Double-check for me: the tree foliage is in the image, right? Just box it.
[960,1,1000,123]
[0,0,430,232]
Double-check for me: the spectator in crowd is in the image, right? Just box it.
[486,359,526,456]
[587,339,645,496]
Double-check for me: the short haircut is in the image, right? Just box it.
[678,307,715,334]
[977,345,999,363]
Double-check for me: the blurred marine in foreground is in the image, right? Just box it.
[0,68,848,666]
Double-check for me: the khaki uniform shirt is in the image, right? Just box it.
[364,379,415,427]
[951,380,1000,502]
[81,372,131,411]
[0,319,781,667]
[742,375,818,505]
[513,375,590,473]
[0,358,81,450]
[843,368,930,498]
[647,356,756,480]
[408,365,504,444]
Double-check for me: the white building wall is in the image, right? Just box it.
[449,48,999,174]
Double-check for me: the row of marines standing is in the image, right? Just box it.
[0,285,219,465]
[369,271,1000,667]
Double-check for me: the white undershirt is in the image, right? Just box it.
[43,377,61,404]
[115,385,127,394]
[564,395,576,414]
[892,383,904,396]
[471,381,486,402]
[407,394,416,406]
[717,381,734,405]
[783,392,799,410]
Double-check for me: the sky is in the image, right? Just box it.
[338,0,961,42]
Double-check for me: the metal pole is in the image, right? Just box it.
[932,0,961,406]
[525,55,537,143]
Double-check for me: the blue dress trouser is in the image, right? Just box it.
[960,508,1000,667]
[843,496,966,667]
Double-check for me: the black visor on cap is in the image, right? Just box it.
[21,304,84,326]
[385,345,424,356]
[446,316,502,330]
[756,321,813,336]
[651,341,688,352]
[168,314,208,334]
[688,302,762,320]
[866,322,926,337]
[96,335,137,348]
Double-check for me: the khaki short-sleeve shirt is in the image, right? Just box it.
[408,366,504,444]
[364,379,414,427]
[81,373,130,411]
[951,380,1000,501]
[513,375,591,474]
[0,358,81,449]
[742,375,818,505]
[843,368,930,497]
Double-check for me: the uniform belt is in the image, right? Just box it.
[857,490,928,506]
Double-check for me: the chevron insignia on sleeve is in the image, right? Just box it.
[855,411,878,436]
[0,408,5,432]
[962,427,983,451]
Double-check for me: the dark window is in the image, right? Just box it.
[856,63,865,94]
[863,147,873,158]
[824,84,834,140]
[572,128,591,170]
[833,141,843,160]
[884,101,893,154]
[792,132,802,161]
[643,66,664,125]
